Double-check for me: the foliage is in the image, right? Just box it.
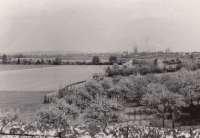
[13,53,26,58]
[22,59,28,65]
[36,65,200,128]
[92,56,100,65]
[53,57,62,65]
[130,74,148,105]
[36,98,79,127]
[84,96,122,129]
[162,58,181,65]
[0,108,21,125]
[64,87,92,110]
[142,83,185,128]
[105,60,165,77]
[2,54,7,64]
[17,58,20,64]
[132,59,147,66]
[142,83,168,127]
[109,55,117,63]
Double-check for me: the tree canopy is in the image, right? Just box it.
[2,54,7,64]
[109,55,117,63]
[92,56,100,65]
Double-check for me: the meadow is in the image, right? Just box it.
[0,64,57,71]
[0,65,105,91]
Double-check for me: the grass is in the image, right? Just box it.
[0,65,106,91]
[0,64,58,71]
[0,91,53,122]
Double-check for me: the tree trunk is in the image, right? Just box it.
[126,126,129,138]
[137,98,140,106]
[162,112,165,128]
[102,124,109,135]
[172,112,175,129]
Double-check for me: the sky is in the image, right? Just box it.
[0,0,200,53]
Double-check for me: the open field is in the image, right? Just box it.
[0,64,58,71]
[0,65,106,91]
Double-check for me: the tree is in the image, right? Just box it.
[36,98,80,127]
[53,57,62,65]
[131,74,148,106]
[92,56,100,65]
[167,93,185,128]
[116,78,134,102]
[140,52,147,56]
[28,58,32,65]
[17,58,20,64]
[0,108,21,125]
[64,87,92,110]
[41,58,44,64]
[142,83,170,128]
[190,54,195,63]
[176,69,199,106]
[110,63,121,76]
[2,54,7,64]
[48,59,52,65]
[109,56,117,64]
[105,66,112,77]
[85,80,103,99]
[176,57,179,62]
[22,59,28,65]
[36,60,41,65]
[142,83,185,128]
[13,53,25,58]
[84,96,122,130]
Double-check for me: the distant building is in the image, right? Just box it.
[133,46,138,54]
[123,51,129,55]
[166,47,170,53]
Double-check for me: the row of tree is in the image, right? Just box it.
[92,55,118,65]
[2,54,119,65]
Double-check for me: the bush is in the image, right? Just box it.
[37,99,79,126]
[0,108,21,125]
[84,97,122,129]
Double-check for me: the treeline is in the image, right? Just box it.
[1,54,122,65]
[37,68,200,128]
[1,56,63,65]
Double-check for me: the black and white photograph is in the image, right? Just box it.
[0,0,200,137]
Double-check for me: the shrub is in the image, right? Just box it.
[84,97,122,129]
[0,108,21,125]
[36,99,79,126]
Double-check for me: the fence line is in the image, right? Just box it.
[44,80,87,103]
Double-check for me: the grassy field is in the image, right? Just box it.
[0,65,106,91]
[0,64,58,71]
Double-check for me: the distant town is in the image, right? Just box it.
[1,46,200,59]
